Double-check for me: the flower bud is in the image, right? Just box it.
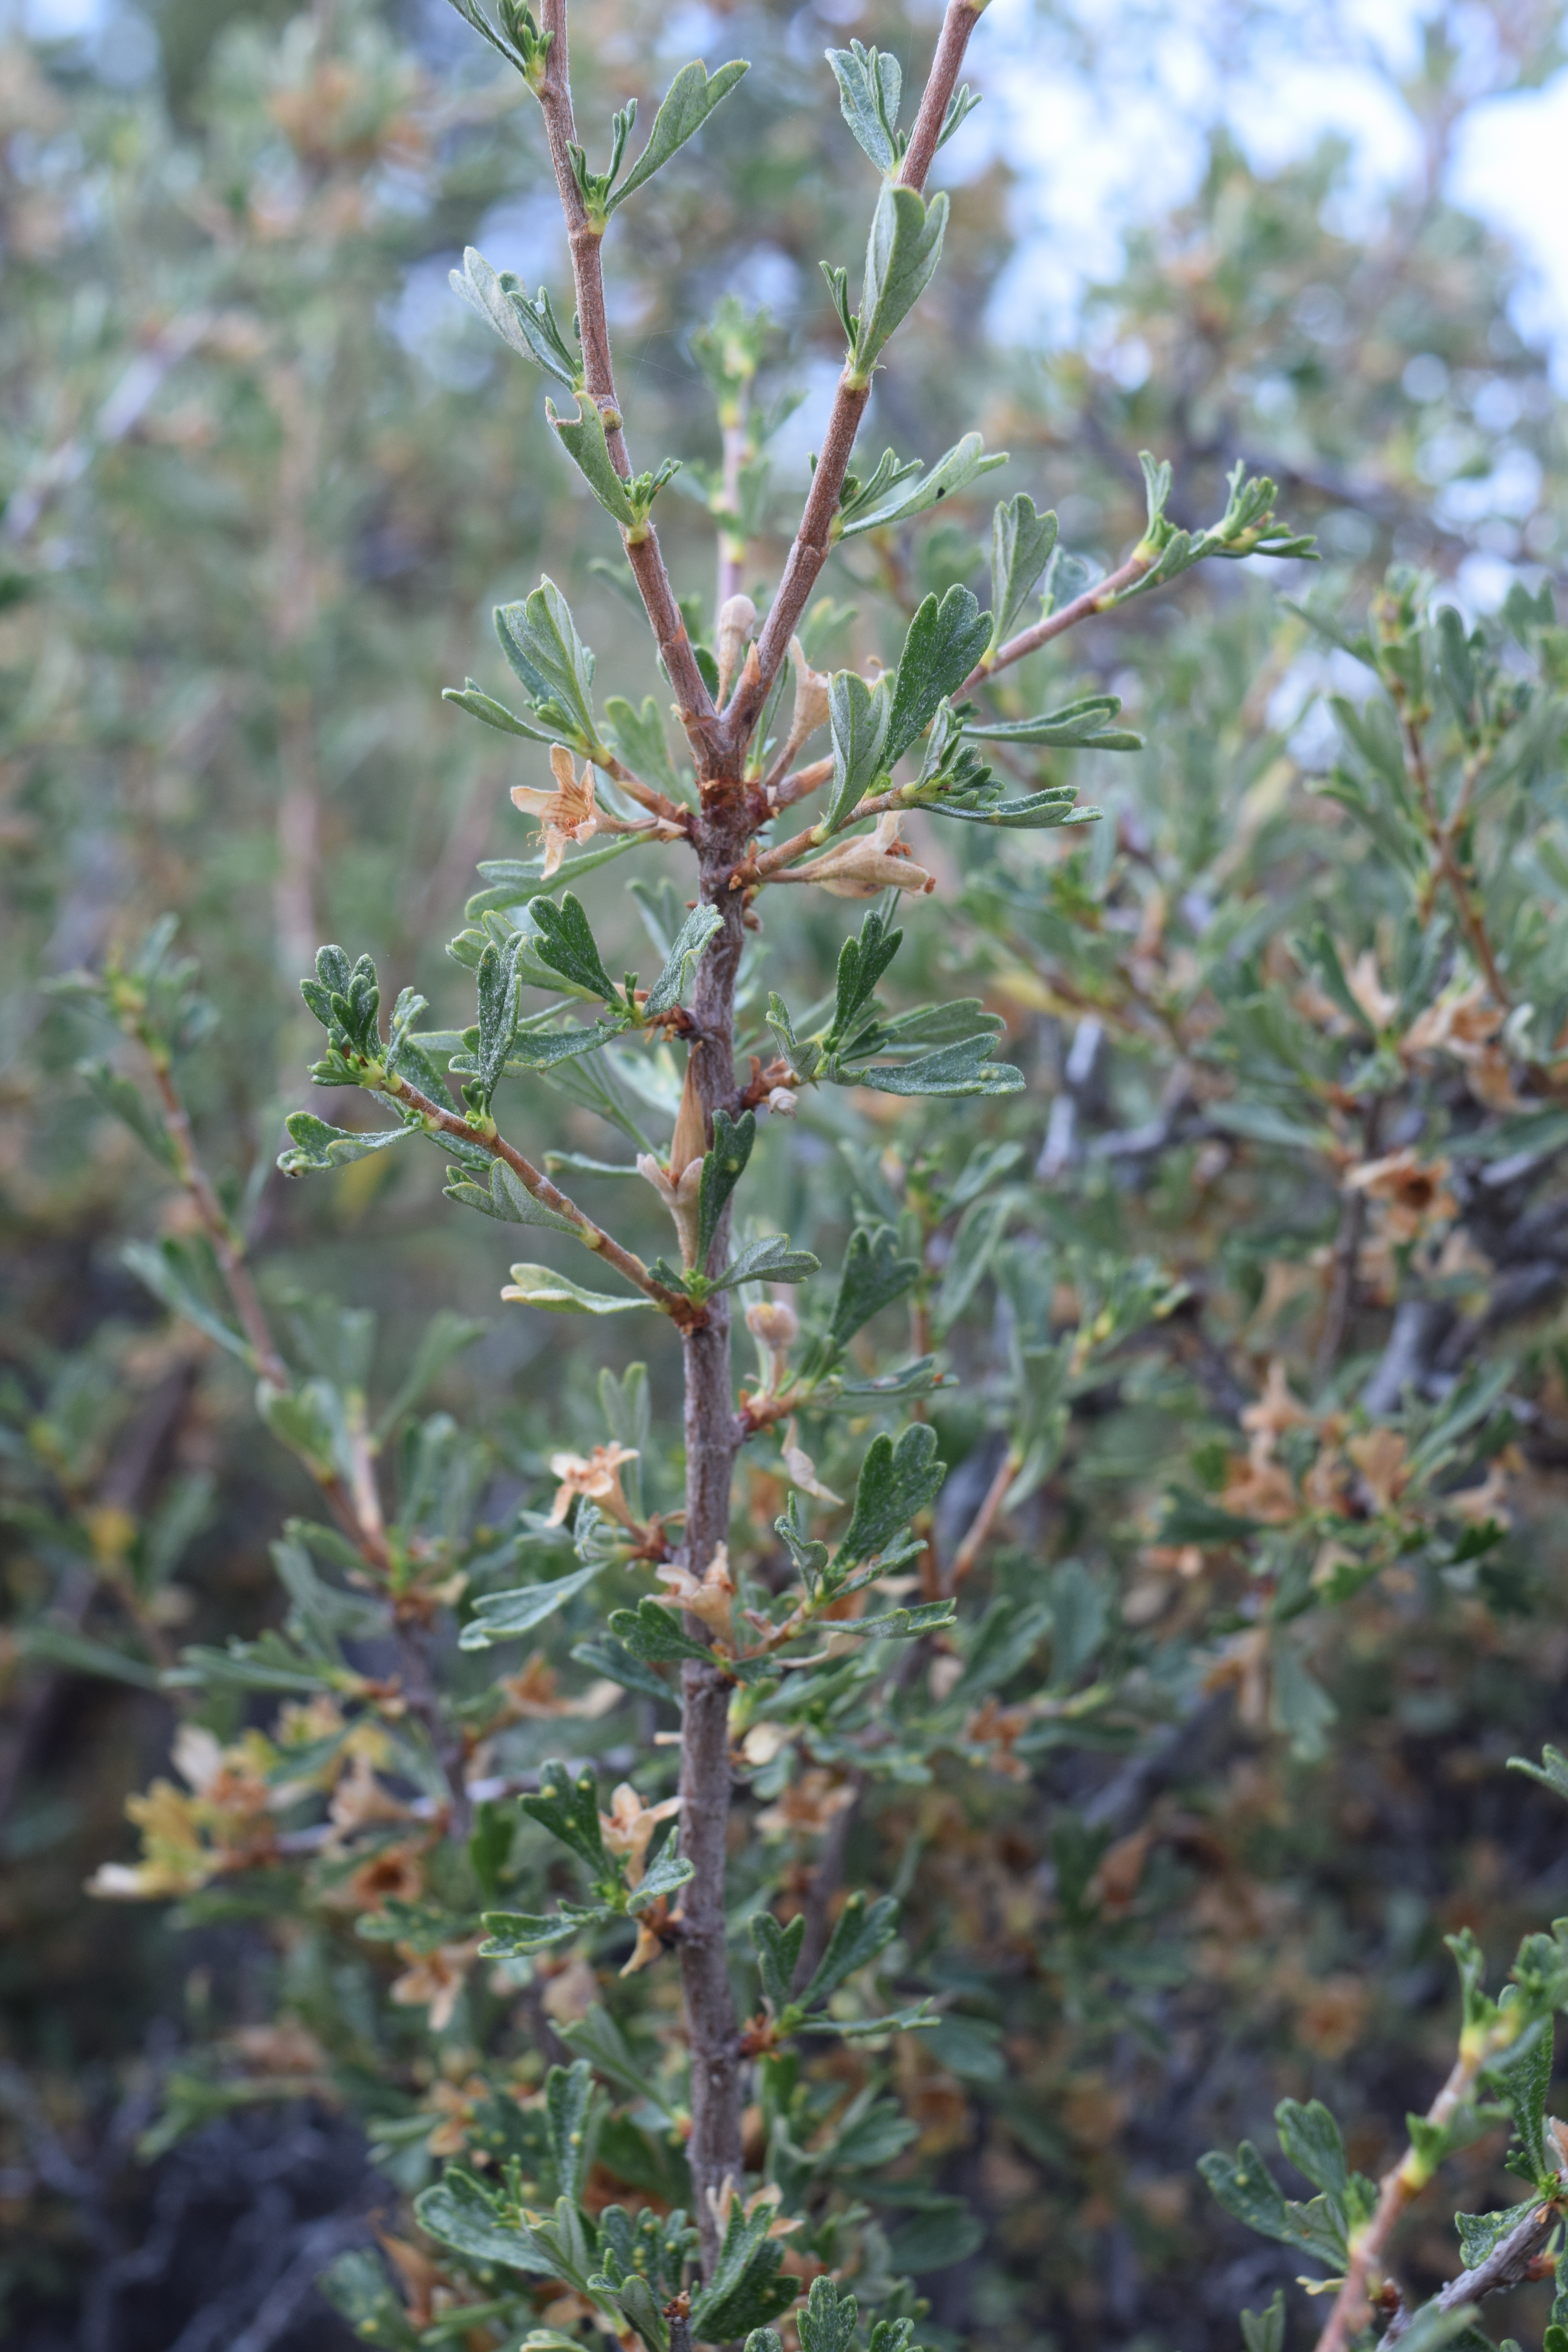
[746,1299,799,1350]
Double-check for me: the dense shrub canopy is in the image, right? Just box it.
[4,5,1568,2351]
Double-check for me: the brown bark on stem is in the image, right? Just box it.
[677,811,749,2271]
[956,549,1154,696]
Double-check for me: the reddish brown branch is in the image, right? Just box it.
[534,0,720,768]
[956,549,1154,697]
[721,0,988,757]
[383,1071,699,1325]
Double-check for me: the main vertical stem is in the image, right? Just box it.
[679,806,748,2270]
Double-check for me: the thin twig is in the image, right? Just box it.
[946,1447,1020,1595]
[533,0,720,769]
[1396,701,1511,1010]
[957,549,1154,695]
[148,1063,289,1388]
[383,1072,699,1324]
[1311,2020,1522,2352]
[721,0,988,755]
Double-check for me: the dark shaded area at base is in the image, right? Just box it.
[11,2105,372,2352]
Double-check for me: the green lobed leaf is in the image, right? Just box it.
[828,1224,921,1351]
[837,432,1005,543]
[988,492,1059,650]
[607,58,750,212]
[527,895,621,1003]
[414,2171,556,2275]
[851,183,949,380]
[444,1158,583,1232]
[495,580,601,752]
[752,1911,807,2011]
[709,1235,820,1292]
[1240,2291,1286,2352]
[856,1034,1024,1096]
[884,586,993,769]
[521,1759,610,1877]
[836,1425,944,1563]
[547,395,638,527]
[965,693,1140,750]
[442,682,568,746]
[801,1890,899,2008]
[643,902,722,1017]
[503,1263,653,1316]
[77,1059,181,1173]
[450,247,580,387]
[827,38,900,173]
[798,2275,859,2352]
[604,695,684,800]
[822,668,892,832]
[607,1597,717,1667]
[545,2060,595,2201]
[123,1237,254,1366]
[627,1846,694,1913]
[697,1107,755,1270]
[278,1112,419,1177]
[458,1562,601,1650]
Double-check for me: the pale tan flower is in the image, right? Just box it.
[339,1843,426,1913]
[546,1441,640,1530]
[328,1750,414,1840]
[1344,1147,1455,1245]
[598,1782,682,1888]
[715,593,757,706]
[962,1695,1034,1779]
[619,1917,670,1976]
[1346,1426,1411,1513]
[756,1768,857,1838]
[654,1544,736,1641]
[511,743,600,879]
[746,1298,799,1396]
[637,1054,708,1265]
[1240,1361,1316,1443]
[495,1651,621,1721]
[1401,978,1503,1060]
[423,2072,491,2157]
[1203,1626,1270,1729]
[377,2232,444,2331]
[231,2020,329,2078]
[781,1421,842,1506]
[389,1940,479,2033]
[773,637,832,775]
[1346,949,1398,1033]
[540,1954,599,2023]
[792,812,936,899]
[1445,1459,1512,1527]
[1221,1451,1298,1524]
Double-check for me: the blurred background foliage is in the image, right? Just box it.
[4,0,1568,2346]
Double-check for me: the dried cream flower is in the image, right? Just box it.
[546,1441,641,1530]
[715,593,757,706]
[654,1543,736,1640]
[511,744,600,879]
[790,811,935,899]
[636,1053,708,1266]
[598,1782,682,1887]
[390,1940,479,2033]
[1344,1147,1456,1244]
[781,1420,842,1505]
